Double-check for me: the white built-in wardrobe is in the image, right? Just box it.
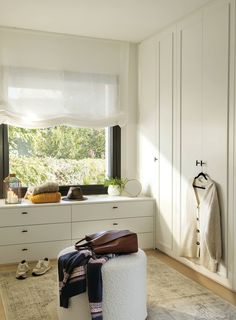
[138,0,236,290]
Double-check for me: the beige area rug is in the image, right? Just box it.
[0,254,236,320]
[0,266,58,320]
[147,255,236,320]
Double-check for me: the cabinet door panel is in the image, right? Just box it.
[138,39,158,196]
[157,30,174,250]
[203,1,230,277]
[179,14,202,239]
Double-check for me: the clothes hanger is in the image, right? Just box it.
[194,171,208,181]
[193,184,206,189]
[193,172,207,189]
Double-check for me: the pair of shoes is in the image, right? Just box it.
[15,260,30,280]
[32,257,51,276]
[16,258,51,279]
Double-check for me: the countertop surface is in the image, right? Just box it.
[0,194,154,209]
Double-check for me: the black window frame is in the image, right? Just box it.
[0,124,121,198]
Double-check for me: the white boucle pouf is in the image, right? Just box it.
[57,246,147,320]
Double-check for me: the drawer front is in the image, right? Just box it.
[72,200,154,221]
[72,217,153,239]
[0,240,72,264]
[137,233,154,249]
[0,206,71,227]
[0,223,71,245]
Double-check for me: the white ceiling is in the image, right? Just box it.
[0,0,211,42]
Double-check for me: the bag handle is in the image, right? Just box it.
[75,230,115,247]
[75,237,87,246]
[75,237,94,251]
[76,245,91,251]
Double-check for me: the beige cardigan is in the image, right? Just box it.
[180,176,222,272]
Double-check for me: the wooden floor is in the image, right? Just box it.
[151,250,236,306]
[0,250,236,319]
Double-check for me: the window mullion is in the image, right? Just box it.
[109,126,121,178]
[0,124,9,198]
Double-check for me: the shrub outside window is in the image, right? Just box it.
[0,125,121,197]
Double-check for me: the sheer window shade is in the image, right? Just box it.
[0,27,130,128]
[0,66,125,128]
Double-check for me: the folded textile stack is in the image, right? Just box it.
[25,182,61,204]
[28,192,61,204]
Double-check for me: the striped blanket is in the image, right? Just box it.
[58,250,112,320]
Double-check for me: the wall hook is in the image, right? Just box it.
[196,160,202,166]
[196,160,206,167]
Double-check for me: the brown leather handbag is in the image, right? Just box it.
[75,230,138,254]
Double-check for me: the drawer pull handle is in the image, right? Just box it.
[22,248,28,251]
[113,223,118,226]
[22,230,28,233]
[21,212,28,215]
[112,206,118,209]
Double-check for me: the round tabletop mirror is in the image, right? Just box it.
[124,179,142,197]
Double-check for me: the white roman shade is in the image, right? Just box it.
[0,66,125,128]
[0,27,129,128]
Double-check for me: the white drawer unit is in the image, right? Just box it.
[72,216,154,249]
[72,200,153,221]
[0,196,154,264]
[0,205,71,227]
[71,199,154,249]
[0,223,71,245]
[0,204,72,264]
[0,240,72,264]
[72,217,153,239]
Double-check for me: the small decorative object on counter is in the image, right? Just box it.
[124,179,142,197]
[104,177,128,196]
[4,173,22,204]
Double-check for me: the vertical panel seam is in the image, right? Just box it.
[171,31,174,251]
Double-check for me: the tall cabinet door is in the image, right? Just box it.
[138,38,158,197]
[202,0,230,278]
[179,1,230,280]
[178,12,203,247]
[156,29,175,251]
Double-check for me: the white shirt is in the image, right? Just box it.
[180,176,222,273]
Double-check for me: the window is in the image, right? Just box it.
[0,124,120,198]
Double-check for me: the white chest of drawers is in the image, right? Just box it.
[72,199,154,248]
[0,196,154,264]
[0,204,72,264]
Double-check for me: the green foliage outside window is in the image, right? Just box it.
[8,126,106,187]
